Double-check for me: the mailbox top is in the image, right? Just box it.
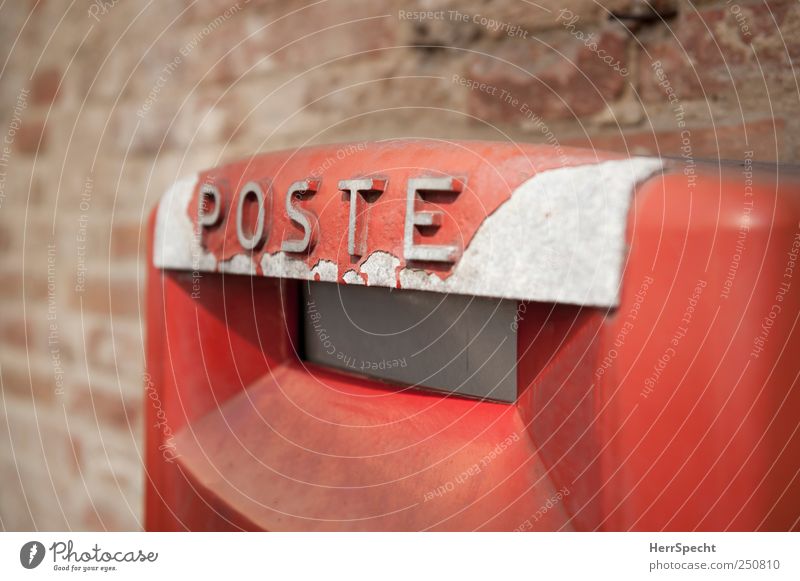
[154,139,664,307]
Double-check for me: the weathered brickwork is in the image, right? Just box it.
[0,0,796,530]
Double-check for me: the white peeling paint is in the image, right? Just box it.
[359,251,400,287]
[311,259,338,282]
[154,173,217,270]
[193,253,218,271]
[261,252,312,279]
[398,267,445,291]
[398,157,662,306]
[153,157,663,307]
[218,254,255,275]
[342,270,365,285]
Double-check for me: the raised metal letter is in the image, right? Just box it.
[339,178,386,256]
[282,179,320,253]
[404,176,463,262]
[236,181,268,250]
[198,183,223,228]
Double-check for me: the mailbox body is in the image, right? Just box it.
[145,141,800,531]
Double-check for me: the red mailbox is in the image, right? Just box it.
[145,140,800,531]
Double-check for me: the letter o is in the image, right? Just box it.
[236,181,267,250]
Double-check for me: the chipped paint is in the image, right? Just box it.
[154,173,216,271]
[153,155,663,307]
[359,251,400,287]
[342,270,365,285]
[261,252,313,279]
[398,267,445,290]
[193,253,218,271]
[219,254,256,275]
[400,157,663,306]
[311,259,338,282]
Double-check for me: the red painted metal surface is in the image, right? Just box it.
[145,141,800,531]
[188,140,620,277]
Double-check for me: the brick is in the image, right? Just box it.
[73,433,144,530]
[0,311,30,350]
[400,0,636,34]
[110,221,146,260]
[0,158,38,209]
[0,268,48,302]
[465,23,630,122]
[0,213,56,255]
[0,226,11,251]
[68,384,140,430]
[0,459,33,529]
[115,94,227,154]
[168,10,253,86]
[74,2,187,102]
[16,306,77,365]
[301,51,460,120]
[0,405,82,528]
[110,104,174,156]
[72,275,143,317]
[80,490,142,531]
[0,362,59,405]
[31,67,61,105]
[182,0,276,23]
[172,94,228,147]
[563,118,785,161]
[83,320,145,376]
[639,0,800,102]
[258,2,399,70]
[15,118,47,154]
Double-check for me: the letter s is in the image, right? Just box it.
[281,179,319,253]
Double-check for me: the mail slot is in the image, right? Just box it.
[145,140,800,531]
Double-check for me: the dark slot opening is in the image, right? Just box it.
[300,281,518,402]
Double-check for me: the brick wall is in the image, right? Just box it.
[0,0,796,530]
